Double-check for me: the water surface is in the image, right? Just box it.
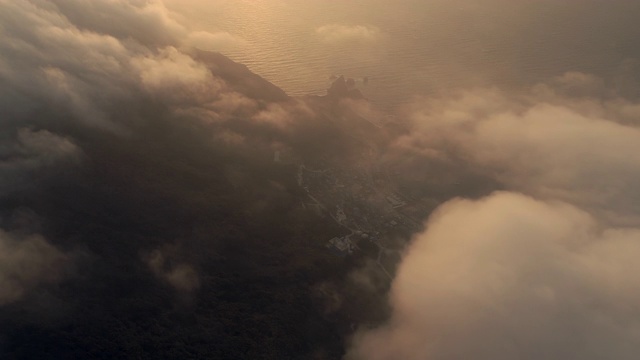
[171,0,640,109]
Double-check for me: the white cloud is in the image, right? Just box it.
[394,75,640,225]
[252,100,314,128]
[315,24,381,44]
[47,0,188,46]
[0,0,249,131]
[348,192,640,360]
[131,46,222,102]
[349,73,640,359]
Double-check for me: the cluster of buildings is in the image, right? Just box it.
[296,158,424,279]
[275,120,432,278]
[326,236,356,256]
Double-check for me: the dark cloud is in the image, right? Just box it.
[0,128,82,195]
[0,228,68,305]
[145,246,200,293]
[0,1,368,358]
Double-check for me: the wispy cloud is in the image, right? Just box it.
[315,24,381,44]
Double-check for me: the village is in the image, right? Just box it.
[276,148,431,279]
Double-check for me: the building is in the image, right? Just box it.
[386,193,407,208]
[327,236,355,256]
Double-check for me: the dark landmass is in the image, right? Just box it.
[327,76,364,101]
[0,52,405,360]
[193,50,290,103]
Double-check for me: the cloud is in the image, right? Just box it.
[0,0,307,311]
[348,73,640,359]
[0,228,69,305]
[0,129,76,306]
[550,71,607,97]
[130,46,223,104]
[46,0,189,46]
[4,128,81,166]
[0,0,252,131]
[316,24,381,44]
[347,192,640,360]
[0,128,82,195]
[394,74,640,225]
[146,248,200,292]
[0,0,359,357]
[252,100,314,128]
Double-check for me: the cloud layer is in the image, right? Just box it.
[394,76,640,225]
[348,192,640,360]
[2,1,640,358]
[348,74,640,359]
[0,0,253,133]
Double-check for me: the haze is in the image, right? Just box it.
[1,1,639,359]
[166,0,640,108]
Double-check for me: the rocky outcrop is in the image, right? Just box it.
[192,49,290,103]
[327,75,363,100]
